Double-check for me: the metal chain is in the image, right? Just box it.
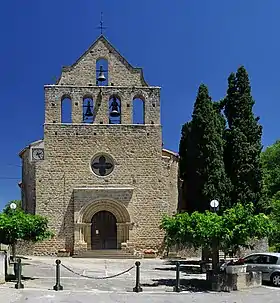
[60,263,135,280]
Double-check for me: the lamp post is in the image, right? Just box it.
[210,199,219,213]
[210,200,219,272]
[10,202,17,211]
[9,202,17,261]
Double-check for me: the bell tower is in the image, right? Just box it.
[19,34,178,256]
[44,35,160,127]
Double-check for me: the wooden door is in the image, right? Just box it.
[91,211,117,250]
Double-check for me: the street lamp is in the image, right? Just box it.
[210,199,219,213]
[9,202,17,261]
[210,199,220,272]
[10,203,17,210]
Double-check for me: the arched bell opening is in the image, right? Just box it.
[108,95,121,124]
[61,95,72,123]
[82,96,95,123]
[96,58,108,86]
[133,96,145,124]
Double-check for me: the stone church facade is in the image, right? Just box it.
[19,35,179,256]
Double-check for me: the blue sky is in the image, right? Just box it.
[0,0,280,208]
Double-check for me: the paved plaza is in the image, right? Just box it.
[0,257,280,302]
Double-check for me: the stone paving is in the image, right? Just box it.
[0,256,280,302]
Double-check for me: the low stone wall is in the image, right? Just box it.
[236,238,269,258]
[161,244,201,259]
[0,252,6,284]
[16,240,60,257]
[207,270,262,292]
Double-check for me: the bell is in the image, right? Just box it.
[110,109,120,117]
[97,65,106,82]
[110,96,120,117]
[84,101,93,118]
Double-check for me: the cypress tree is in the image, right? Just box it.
[224,66,263,212]
[179,84,230,212]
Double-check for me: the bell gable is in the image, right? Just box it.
[56,35,148,87]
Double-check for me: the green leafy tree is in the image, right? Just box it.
[260,140,280,250]
[2,200,22,216]
[0,201,54,259]
[224,67,263,212]
[261,140,280,200]
[179,84,231,212]
[268,198,280,251]
[161,203,274,270]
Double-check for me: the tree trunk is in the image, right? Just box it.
[11,242,16,262]
[202,247,211,262]
[212,242,219,272]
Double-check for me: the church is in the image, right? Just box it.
[19,35,179,256]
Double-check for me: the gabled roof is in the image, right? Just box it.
[56,35,148,86]
[162,148,179,158]
[19,139,44,158]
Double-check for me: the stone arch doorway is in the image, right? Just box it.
[91,210,117,250]
[75,200,131,252]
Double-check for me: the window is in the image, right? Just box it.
[257,255,278,265]
[91,154,114,176]
[61,96,72,123]
[243,254,260,264]
[96,58,108,86]
[244,254,279,265]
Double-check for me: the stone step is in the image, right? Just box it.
[73,250,139,259]
[84,250,133,255]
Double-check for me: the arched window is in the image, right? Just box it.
[83,97,94,123]
[109,96,121,124]
[96,58,108,86]
[61,96,72,123]
[133,97,145,124]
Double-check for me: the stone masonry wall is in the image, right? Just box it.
[161,154,179,216]
[18,35,179,256]
[21,151,36,214]
[29,124,178,254]
[57,37,146,87]
[44,86,160,125]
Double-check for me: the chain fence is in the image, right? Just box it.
[60,262,135,280]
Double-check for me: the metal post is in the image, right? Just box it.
[53,259,63,291]
[173,261,181,292]
[133,261,143,293]
[15,258,24,289]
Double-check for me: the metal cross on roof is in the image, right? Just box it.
[97,12,107,35]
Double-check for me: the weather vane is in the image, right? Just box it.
[97,12,107,35]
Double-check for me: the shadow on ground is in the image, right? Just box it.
[5,275,37,282]
[142,278,210,292]
[155,260,204,275]
[154,266,202,274]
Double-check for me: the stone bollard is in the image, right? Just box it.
[15,258,24,289]
[133,261,143,293]
[0,251,5,284]
[173,261,181,292]
[53,260,63,291]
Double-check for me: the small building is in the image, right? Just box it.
[19,35,179,256]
